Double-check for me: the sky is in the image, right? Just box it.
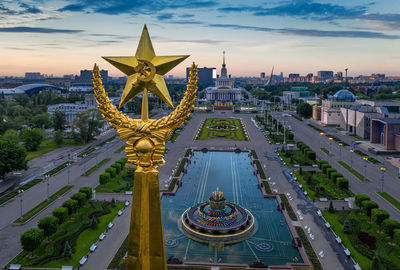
[0,0,400,78]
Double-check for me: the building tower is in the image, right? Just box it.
[221,51,227,78]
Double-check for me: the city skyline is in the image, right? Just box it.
[0,0,400,77]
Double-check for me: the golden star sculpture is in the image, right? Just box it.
[103,25,189,116]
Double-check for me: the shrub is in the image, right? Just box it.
[70,192,87,207]
[337,178,349,190]
[321,164,331,173]
[355,194,370,207]
[20,228,44,252]
[99,173,110,184]
[382,219,400,238]
[371,255,384,270]
[307,151,316,160]
[361,200,379,217]
[106,167,117,177]
[296,141,304,148]
[63,241,72,260]
[62,199,79,215]
[38,216,59,237]
[371,208,390,226]
[326,168,335,178]
[318,160,328,169]
[53,207,68,223]
[287,133,294,140]
[328,201,335,213]
[343,219,351,234]
[79,187,93,200]
[111,163,121,174]
[394,229,400,244]
[331,172,342,183]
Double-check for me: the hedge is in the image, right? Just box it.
[382,219,400,238]
[79,187,93,200]
[361,200,379,217]
[106,167,117,177]
[62,199,78,215]
[306,151,316,160]
[99,173,110,185]
[355,194,370,207]
[70,192,87,207]
[394,229,400,243]
[111,163,121,174]
[321,164,331,173]
[337,178,349,190]
[330,172,341,183]
[326,168,336,178]
[371,208,390,226]
[52,207,68,224]
[318,160,328,169]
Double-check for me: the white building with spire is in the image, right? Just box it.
[205,51,243,102]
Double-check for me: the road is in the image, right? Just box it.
[276,111,400,221]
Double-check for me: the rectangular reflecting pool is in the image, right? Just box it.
[162,151,303,266]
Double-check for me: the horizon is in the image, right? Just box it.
[0,0,399,77]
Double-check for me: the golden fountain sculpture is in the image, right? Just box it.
[92,25,198,270]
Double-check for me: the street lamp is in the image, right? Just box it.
[380,167,386,193]
[319,132,324,148]
[350,150,354,168]
[363,157,368,181]
[328,137,333,155]
[67,165,71,186]
[339,143,343,160]
[18,189,24,221]
[45,175,50,201]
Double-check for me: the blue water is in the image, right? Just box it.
[162,151,302,266]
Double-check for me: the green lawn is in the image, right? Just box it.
[81,158,111,176]
[321,210,400,270]
[294,171,353,200]
[278,150,315,166]
[197,118,248,141]
[26,146,59,161]
[95,167,135,193]
[337,161,370,182]
[14,185,73,223]
[377,192,400,211]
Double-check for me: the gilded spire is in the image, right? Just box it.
[212,187,223,201]
[222,51,226,67]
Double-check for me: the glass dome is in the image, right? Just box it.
[333,89,355,102]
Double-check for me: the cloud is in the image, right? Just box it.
[167,20,203,25]
[164,39,223,45]
[207,23,400,39]
[157,13,174,21]
[0,26,83,33]
[57,0,217,15]
[19,3,42,14]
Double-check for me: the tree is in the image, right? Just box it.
[382,219,400,238]
[20,228,44,252]
[62,199,79,215]
[79,187,93,200]
[63,241,72,260]
[53,207,68,224]
[0,139,27,180]
[53,110,66,131]
[361,200,379,217]
[111,197,116,208]
[72,109,104,143]
[91,217,98,230]
[106,167,117,177]
[296,103,312,119]
[370,255,384,270]
[38,216,59,237]
[371,208,390,226]
[70,192,87,207]
[31,112,51,129]
[328,201,335,213]
[355,194,370,208]
[21,128,43,151]
[337,178,349,190]
[343,219,351,234]
[2,129,19,143]
[393,229,400,243]
[54,130,64,145]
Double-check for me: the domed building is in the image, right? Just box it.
[321,89,356,126]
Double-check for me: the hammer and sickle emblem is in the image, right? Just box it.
[135,59,156,82]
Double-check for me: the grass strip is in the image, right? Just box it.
[96,135,116,147]
[307,123,323,133]
[114,145,125,154]
[377,192,400,211]
[26,146,59,161]
[294,227,323,270]
[0,178,42,206]
[320,147,331,156]
[262,181,272,194]
[337,161,370,182]
[170,132,180,142]
[251,150,258,160]
[81,158,111,176]
[279,194,298,221]
[14,185,73,223]
[174,158,188,178]
[184,148,192,158]
[46,161,74,176]
[107,235,128,270]
[291,114,303,121]
[78,147,96,158]
[354,150,381,164]
[254,160,266,179]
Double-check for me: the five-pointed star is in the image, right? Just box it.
[103,25,189,109]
